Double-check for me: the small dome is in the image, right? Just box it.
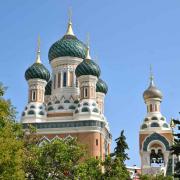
[143,79,162,101]
[48,35,87,61]
[25,63,50,82]
[96,78,108,94]
[45,80,52,95]
[75,59,101,78]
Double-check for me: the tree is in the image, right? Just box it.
[113,130,129,161]
[103,130,130,179]
[170,118,180,178]
[0,83,25,179]
[74,158,102,180]
[24,136,89,179]
[102,156,130,180]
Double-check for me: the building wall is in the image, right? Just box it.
[39,131,108,159]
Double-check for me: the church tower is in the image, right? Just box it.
[21,14,111,160]
[22,38,50,122]
[139,69,173,175]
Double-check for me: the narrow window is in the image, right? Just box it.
[58,73,61,88]
[150,104,153,112]
[84,87,88,98]
[63,72,67,87]
[96,139,98,146]
[32,90,36,101]
[54,75,56,89]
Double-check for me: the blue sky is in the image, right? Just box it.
[1,0,180,166]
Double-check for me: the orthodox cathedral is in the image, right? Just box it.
[21,14,174,176]
[21,17,111,160]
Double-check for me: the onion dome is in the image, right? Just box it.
[96,78,108,94]
[143,74,162,101]
[75,47,101,78]
[48,20,87,62]
[25,38,50,82]
[45,80,52,95]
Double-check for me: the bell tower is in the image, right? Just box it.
[139,68,173,175]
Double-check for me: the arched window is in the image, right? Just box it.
[69,105,76,110]
[63,72,67,87]
[39,111,45,116]
[151,122,160,127]
[30,105,35,109]
[81,107,89,112]
[150,149,164,165]
[64,100,70,103]
[32,90,36,101]
[141,124,147,129]
[151,116,158,120]
[28,110,35,115]
[58,106,64,110]
[84,87,88,98]
[22,112,25,116]
[48,106,54,111]
[144,118,149,122]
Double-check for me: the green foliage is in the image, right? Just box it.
[0,84,25,179]
[103,130,130,180]
[0,83,131,179]
[139,174,173,180]
[102,156,130,180]
[74,158,102,180]
[113,130,129,161]
[170,119,180,178]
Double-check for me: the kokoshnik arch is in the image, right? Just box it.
[21,16,112,160]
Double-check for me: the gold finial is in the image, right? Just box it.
[85,33,91,60]
[36,36,41,63]
[66,7,74,35]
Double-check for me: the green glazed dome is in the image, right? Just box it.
[96,79,108,94]
[45,80,52,95]
[25,63,50,82]
[75,59,101,78]
[48,35,87,62]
